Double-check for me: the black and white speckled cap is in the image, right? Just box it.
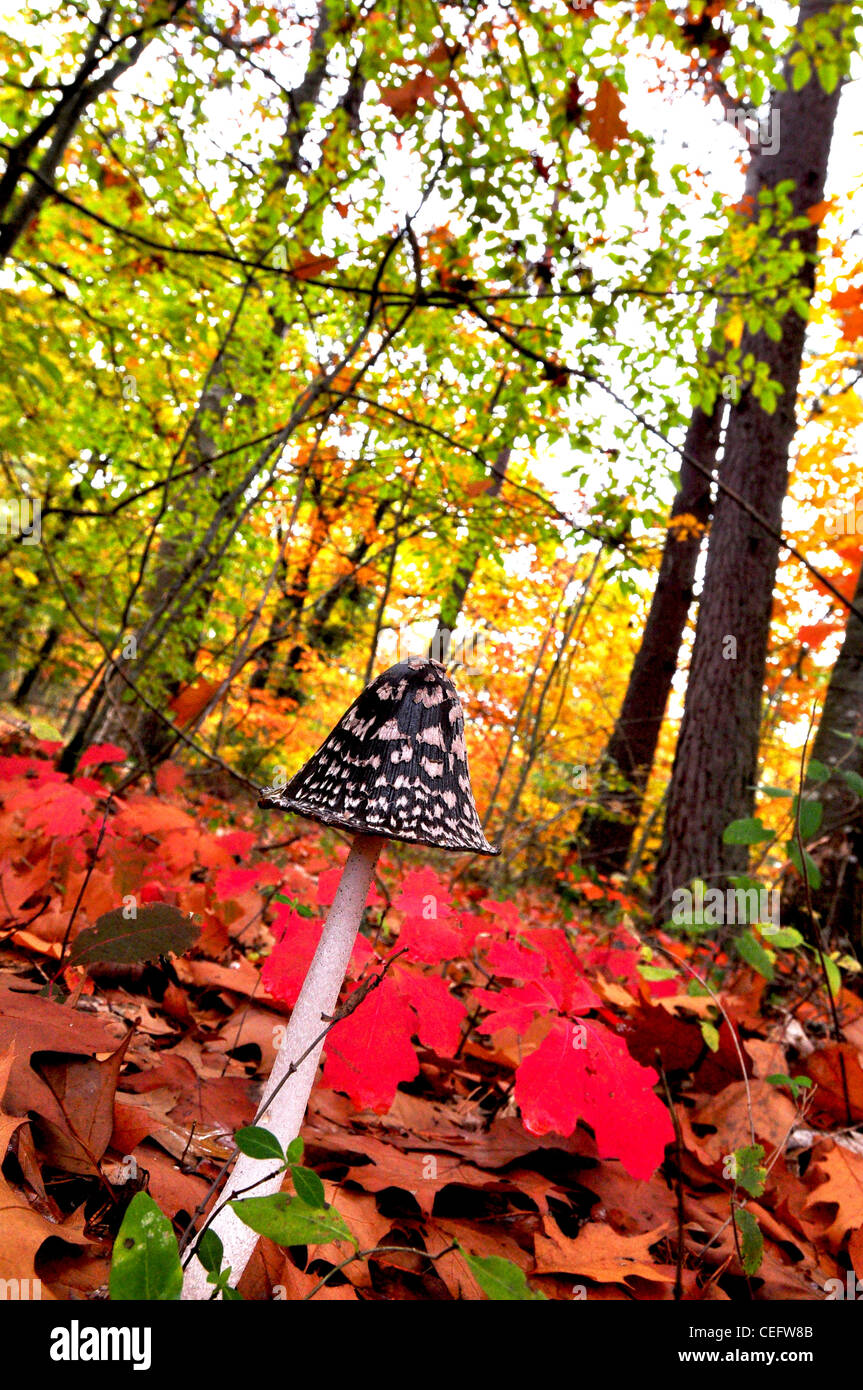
[258,656,499,855]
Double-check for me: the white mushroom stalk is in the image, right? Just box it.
[181,833,383,1299]
[182,656,497,1300]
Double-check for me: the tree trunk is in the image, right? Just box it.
[654,0,850,909]
[790,563,863,937]
[576,401,722,874]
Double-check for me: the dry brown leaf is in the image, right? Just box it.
[32,1032,131,1174]
[691,1080,796,1164]
[802,1043,863,1124]
[804,1143,863,1246]
[534,1216,672,1285]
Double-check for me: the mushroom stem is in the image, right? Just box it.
[181,833,384,1300]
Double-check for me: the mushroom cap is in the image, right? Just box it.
[258,656,499,855]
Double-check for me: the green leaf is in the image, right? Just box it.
[766,1073,813,1101]
[462,1250,548,1300]
[806,758,831,783]
[68,902,199,967]
[231,1192,357,1248]
[286,1137,305,1164]
[234,1126,285,1162]
[638,965,678,981]
[786,842,822,890]
[818,63,839,94]
[760,927,803,949]
[196,1227,223,1275]
[824,956,841,1001]
[700,1020,720,1053]
[723,817,771,845]
[273,893,316,918]
[291,1164,326,1208]
[791,56,812,91]
[736,930,775,981]
[734,1208,764,1275]
[759,785,793,799]
[734,1144,766,1198]
[839,769,863,799]
[793,795,823,840]
[109,1192,183,1300]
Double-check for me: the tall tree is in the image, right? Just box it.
[654,0,859,909]
[796,562,863,936]
[576,397,723,874]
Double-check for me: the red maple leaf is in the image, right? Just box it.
[473,978,564,1034]
[395,966,465,1056]
[78,743,127,767]
[398,913,464,964]
[323,977,419,1111]
[514,1018,673,1179]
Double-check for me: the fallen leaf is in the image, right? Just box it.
[534,1217,672,1286]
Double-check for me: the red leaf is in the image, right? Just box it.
[394,867,454,920]
[155,761,186,795]
[797,620,840,650]
[473,979,563,1034]
[217,830,258,857]
[0,755,62,781]
[529,928,602,1014]
[214,863,280,899]
[78,743,127,767]
[396,967,465,1056]
[514,1019,672,1179]
[398,914,463,964]
[261,909,322,1006]
[485,938,547,983]
[23,782,94,838]
[323,978,419,1111]
[317,864,385,908]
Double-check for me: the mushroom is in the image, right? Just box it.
[182,656,497,1298]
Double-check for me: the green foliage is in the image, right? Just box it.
[723,818,772,846]
[460,1249,548,1301]
[733,1145,767,1199]
[231,1191,356,1248]
[109,1191,183,1301]
[734,1208,764,1277]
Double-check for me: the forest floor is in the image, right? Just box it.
[1,713,862,1302]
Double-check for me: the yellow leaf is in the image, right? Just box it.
[724,314,743,347]
[13,568,39,587]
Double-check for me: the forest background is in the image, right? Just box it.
[3,0,863,1304]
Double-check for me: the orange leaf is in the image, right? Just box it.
[806,198,834,226]
[586,80,627,152]
[534,1216,672,1285]
[797,620,840,649]
[832,285,863,343]
[804,1143,863,1245]
[379,71,439,119]
[290,254,339,281]
[169,678,222,726]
